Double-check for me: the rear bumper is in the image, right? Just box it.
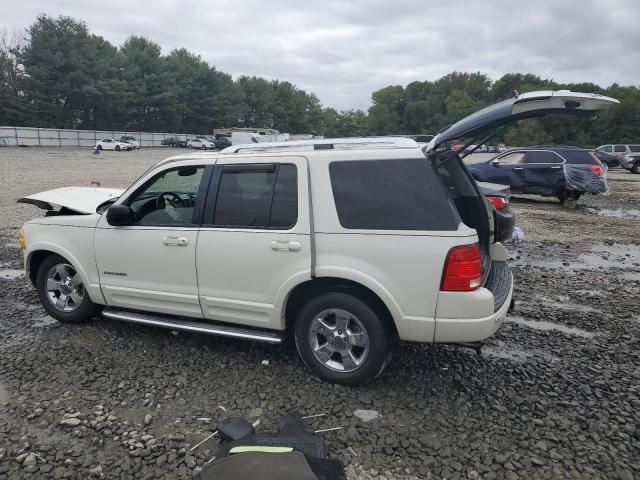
[433,260,513,343]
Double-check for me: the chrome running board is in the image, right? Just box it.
[102,308,283,344]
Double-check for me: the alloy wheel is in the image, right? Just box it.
[45,263,84,312]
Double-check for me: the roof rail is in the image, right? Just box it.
[220,136,418,153]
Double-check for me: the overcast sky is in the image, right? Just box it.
[2,0,639,110]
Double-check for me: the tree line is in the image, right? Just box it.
[1,15,639,146]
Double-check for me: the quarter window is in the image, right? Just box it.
[600,145,612,152]
[212,164,298,229]
[329,158,459,231]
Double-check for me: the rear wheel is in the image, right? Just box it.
[96,145,102,150]
[36,254,95,323]
[294,291,393,385]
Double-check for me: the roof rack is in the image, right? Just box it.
[220,136,418,154]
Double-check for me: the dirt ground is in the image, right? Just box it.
[0,147,639,480]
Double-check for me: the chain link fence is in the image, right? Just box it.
[0,126,195,148]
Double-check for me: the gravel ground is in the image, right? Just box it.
[0,147,639,480]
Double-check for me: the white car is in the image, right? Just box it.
[120,136,140,149]
[94,138,132,151]
[18,91,618,385]
[187,137,215,149]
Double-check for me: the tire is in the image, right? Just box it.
[96,145,102,150]
[294,291,393,386]
[36,254,95,323]
[632,162,640,174]
[115,145,121,151]
[201,145,207,150]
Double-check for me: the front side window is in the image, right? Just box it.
[600,145,612,152]
[329,158,459,231]
[126,166,205,226]
[212,164,298,229]
[629,145,640,152]
[498,152,525,165]
[614,145,626,152]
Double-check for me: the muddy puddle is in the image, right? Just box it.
[584,206,640,221]
[0,269,23,280]
[508,315,596,338]
[483,340,558,363]
[513,242,640,273]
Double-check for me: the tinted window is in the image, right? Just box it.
[127,166,205,226]
[525,151,563,164]
[213,164,297,229]
[329,158,459,231]
[614,145,626,152]
[497,152,525,165]
[629,145,640,152]
[269,165,298,228]
[561,150,600,165]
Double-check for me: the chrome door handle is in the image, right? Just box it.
[271,240,301,252]
[513,167,524,170]
[162,236,189,247]
[551,166,562,169]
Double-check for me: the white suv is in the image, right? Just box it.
[18,91,618,385]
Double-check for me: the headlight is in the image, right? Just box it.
[17,230,26,250]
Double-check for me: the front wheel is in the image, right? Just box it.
[96,145,102,150]
[632,162,640,174]
[36,255,95,323]
[115,145,121,151]
[294,292,393,385]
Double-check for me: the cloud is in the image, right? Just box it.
[3,0,639,109]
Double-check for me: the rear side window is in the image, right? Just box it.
[561,150,600,165]
[329,158,459,231]
[614,145,626,152]
[212,164,297,229]
[525,151,563,164]
[629,145,640,152]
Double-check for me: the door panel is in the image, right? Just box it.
[196,156,311,330]
[486,152,526,190]
[94,164,209,317]
[523,151,565,195]
[95,226,202,316]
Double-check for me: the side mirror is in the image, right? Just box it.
[490,159,500,166]
[106,204,133,226]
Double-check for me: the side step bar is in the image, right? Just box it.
[102,308,283,344]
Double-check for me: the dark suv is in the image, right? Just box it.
[467,147,607,202]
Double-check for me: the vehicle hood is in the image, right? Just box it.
[426,90,619,152]
[18,187,125,214]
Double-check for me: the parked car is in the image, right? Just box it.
[162,136,187,148]
[94,139,132,151]
[17,90,617,385]
[467,146,608,202]
[594,144,640,167]
[119,136,140,149]
[621,151,640,173]
[477,182,515,243]
[187,137,215,149]
[214,136,232,150]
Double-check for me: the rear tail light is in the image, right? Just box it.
[486,196,508,209]
[589,165,602,176]
[441,243,482,292]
